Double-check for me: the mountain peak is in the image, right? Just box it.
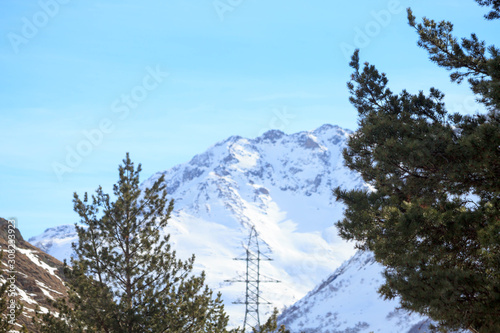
[313,123,344,134]
[257,129,285,143]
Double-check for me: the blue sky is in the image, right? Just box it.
[1,0,497,239]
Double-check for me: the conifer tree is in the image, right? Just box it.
[334,1,499,332]
[35,153,237,332]
[252,309,289,333]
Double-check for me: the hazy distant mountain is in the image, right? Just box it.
[28,224,77,262]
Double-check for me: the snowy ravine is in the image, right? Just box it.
[30,124,366,327]
[278,251,433,333]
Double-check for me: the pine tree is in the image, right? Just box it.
[35,153,238,332]
[252,309,289,333]
[334,2,499,332]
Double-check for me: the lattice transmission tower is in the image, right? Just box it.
[226,226,280,332]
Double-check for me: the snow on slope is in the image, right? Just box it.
[278,251,433,333]
[30,124,365,327]
[140,124,364,324]
[0,217,68,330]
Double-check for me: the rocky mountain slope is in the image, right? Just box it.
[0,217,67,331]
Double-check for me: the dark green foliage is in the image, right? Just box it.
[475,0,500,20]
[35,154,237,332]
[34,260,122,332]
[407,7,500,111]
[335,3,500,333]
[252,309,289,333]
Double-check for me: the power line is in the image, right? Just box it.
[226,226,280,331]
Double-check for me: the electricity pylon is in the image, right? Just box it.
[226,226,280,332]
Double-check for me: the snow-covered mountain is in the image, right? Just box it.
[278,251,433,333]
[30,124,435,331]
[28,224,77,262]
[31,124,362,326]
